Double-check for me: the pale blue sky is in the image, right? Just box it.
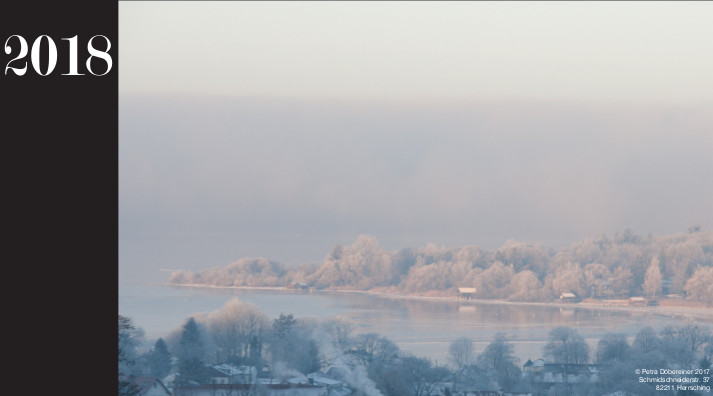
[119,2,713,283]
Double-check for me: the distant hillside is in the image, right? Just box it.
[168,229,713,304]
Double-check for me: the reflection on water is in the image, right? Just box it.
[119,283,711,364]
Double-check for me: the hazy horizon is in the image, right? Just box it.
[119,2,713,285]
[120,92,712,284]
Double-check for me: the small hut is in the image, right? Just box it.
[628,297,647,307]
[559,292,580,303]
[457,287,477,300]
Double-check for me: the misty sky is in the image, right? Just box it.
[119,2,713,284]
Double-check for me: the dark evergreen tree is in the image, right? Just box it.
[175,357,209,386]
[273,313,297,338]
[147,338,172,379]
[268,316,320,374]
[178,317,204,360]
[176,317,208,385]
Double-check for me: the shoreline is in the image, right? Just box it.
[155,282,713,322]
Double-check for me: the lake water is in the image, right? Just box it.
[119,279,713,365]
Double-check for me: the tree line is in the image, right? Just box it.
[169,228,713,304]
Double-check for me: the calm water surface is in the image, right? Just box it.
[119,280,712,364]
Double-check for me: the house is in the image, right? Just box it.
[173,383,325,396]
[522,359,599,384]
[288,373,350,396]
[124,376,172,396]
[458,287,477,300]
[558,292,580,303]
[322,354,358,383]
[287,282,310,290]
[522,358,546,373]
[628,297,647,307]
[307,373,344,391]
[288,373,344,390]
[208,364,257,384]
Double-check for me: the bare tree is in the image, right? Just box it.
[477,333,521,390]
[447,337,475,370]
[666,324,712,353]
[596,333,630,363]
[119,315,143,395]
[119,315,144,373]
[544,327,589,364]
[400,355,450,396]
[352,333,399,364]
[322,316,354,353]
[633,326,660,354]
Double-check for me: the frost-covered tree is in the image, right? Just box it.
[659,324,698,366]
[507,270,542,301]
[447,336,477,392]
[643,257,663,298]
[548,262,584,298]
[206,298,269,364]
[609,266,634,297]
[321,317,354,353]
[310,235,395,289]
[583,263,612,298]
[267,317,320,374]
[163,231,713,303]
[399,355,450,396]
[544,327,589,364]
[447,337,475,370]
[633,326,660,354]
[684,266,713,305]
[494,240,551,275]
[474,261,515,298]
[661,324,712,354]
[477,333,521,390]
[352,333,399,364]
[596,333,630,363]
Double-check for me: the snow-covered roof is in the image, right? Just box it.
[258,378,286,385]
[212,364,254,376]
[307,373,342,386]
[287,375,309,385]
